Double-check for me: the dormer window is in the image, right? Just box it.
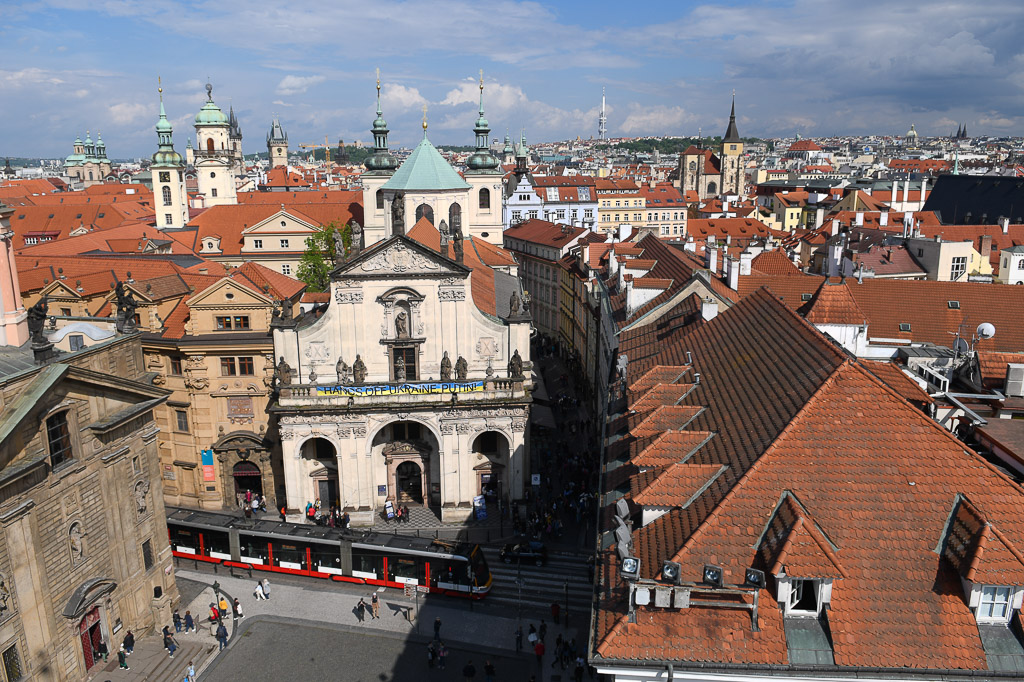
[785,578,821,616]
[978,585,1013,623]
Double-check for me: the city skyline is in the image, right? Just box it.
[1,0,1022,158]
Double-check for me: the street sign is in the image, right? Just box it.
[417,585,429,593]
[403,582,415,597]
[531,474,541,486]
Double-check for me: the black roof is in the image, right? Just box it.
[923,174,1024,224]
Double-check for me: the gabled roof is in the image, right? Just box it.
[941,495,1024,586]
[381,136,470,192]
[803,277,866,326]
[750,250,801,276]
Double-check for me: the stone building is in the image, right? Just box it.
[0,234,177,678]
[677,96,745,200]
[192,82,238,207]
[63,132,112,188]
[272,211,532,523]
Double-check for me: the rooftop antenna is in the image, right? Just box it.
[599,87,608,141]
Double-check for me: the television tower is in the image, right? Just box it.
[598,87,607,141]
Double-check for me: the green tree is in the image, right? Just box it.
[296,220,351,292]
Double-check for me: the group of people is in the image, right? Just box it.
[239,489,268,519]
[304,499,352,529]
[391,503,412,524]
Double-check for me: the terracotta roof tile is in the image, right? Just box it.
[749,250,802,277]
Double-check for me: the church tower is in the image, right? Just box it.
[152,81,189,229]
[720,94,745,196]
[361,70,400,246]
[228,105,244,175]
[193,82,237,206]
[462,71,504,245]
[267,117,288,168]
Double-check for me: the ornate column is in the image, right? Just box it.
[279,427,305,515]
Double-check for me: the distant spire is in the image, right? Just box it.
[365,69,398,173]
[467,69,499,172]
[723,91,741,143]
[598,87,608,141]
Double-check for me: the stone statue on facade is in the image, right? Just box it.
[455,355,468,380]
[509,290,521,316]
[336,356,350,384]
[395,311,409,338]
[350,221,363,255]
[276,356,293,386]
[134,480,150,515]
[391,193,405,235]
[114,281,138,332]
[508,349,524,378]
[27,296,48,343]
[395,355,406,382]
[451,214,464,263]
[333,227,346,262]
[69,523,84,563]
[352,355,367,384]
[439,219,450,248]
[440,351,452,381]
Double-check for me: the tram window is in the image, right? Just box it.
[352,550,383,576]
[470,547,490,585]
[239,534,267,561]
[169,527,198,552]
[310,543,341,571]
[203,530,231,558]
[273,542,306,569]
[433,560,467,585]
[389,557,422,582]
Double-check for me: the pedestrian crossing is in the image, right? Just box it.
[481,547,594,615]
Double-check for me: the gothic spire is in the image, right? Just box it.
[723,91,741,143]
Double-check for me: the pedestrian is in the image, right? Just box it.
[233,597,244,619]
[163,626,178,658]
[209,604,220,622]
[515,624,523,653]
[427,641,436,668]
[184,610,195,633]
[173,609,182,632]
[218,595,229,615]
[95,638,108,662]
[261,578,271,599]
[438,642,448,669]
[539,619,547,642]
[534,639,546,665]
[117,644,129,670]
[484,659,496,682]
[123,629,135,655]
[341,511,350,529]
[279,505,287,522]
[254,581,266,600]
[551,601,560,625]
[356,598,367,622]
[463,659,477,681]
[433,616,442,640]
[186,660,197,682]
[371,592,380,619]
[575,656,585,682]
[216,622,229,651]
[402,504,410,523]
[527,623,538,646]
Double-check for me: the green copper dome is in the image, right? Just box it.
[465,76,499,172]
[153,94,183,168]
[195,82,229,126]
[365,77,398,173]
[381,135,470,191]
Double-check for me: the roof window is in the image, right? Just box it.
[75,213,82,219]
[899,323,911,332]
[801,293,813,301]
[948,301,961,309]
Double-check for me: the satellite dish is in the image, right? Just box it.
[953,337,970,354]
[977,323,996,340]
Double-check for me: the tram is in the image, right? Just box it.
[165,507,492,598]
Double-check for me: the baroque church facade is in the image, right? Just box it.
[677,96,746,200]
[271,77,532,524]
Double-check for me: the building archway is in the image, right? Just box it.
[395,461,423,504]
[371,420,438,507]
[472,431,510,500]
[232,461,262,500]
[707,181,718,195]
[300,437,339,508]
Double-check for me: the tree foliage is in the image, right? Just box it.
[296,220,351,293]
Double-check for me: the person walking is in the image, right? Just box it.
[539,619,547,642]
[117,644,129,670]
[427,642,436,669]
[279,505,287,522]
[216,622,229,651]
[123,630,135,655]
[173,609,182,632]
[484,659,496,682]
[218,595,229,616]
[438,642,448,670]
[371,592,380,619]
[356,598,367,622]
[184,610,195,633]
[233,597,244,619]
[463,659,477,681]
[534,639,546,666]
[254,581,266,600]
[515,624,523,653]
[163,626,178,658]
[433,616,442,640]
[95,639,108,662]
[261,578,271,599]
[185,660,197,682]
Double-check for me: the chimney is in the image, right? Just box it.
[723,200,730,212]
[1001,216,1010,234]
[831,219,840,236]
[684,236,696,252]
[891,182,897,206]
[920,177,928,205]
[879,211,888,227]
[739,250,754,276]
[903,180,909,205]
[980,234,992,260]
[855,211,864,226]
[701,298,719,321]
[706,243,719,274]
[727,256,740,290]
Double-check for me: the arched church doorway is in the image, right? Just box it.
[79,606,103,671]
[472,431,510,501]
[301,437,339,508]
[396,461,423,504]
[415,203,434,225]
[232,461,263,500]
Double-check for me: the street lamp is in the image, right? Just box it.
[212,580,222,623]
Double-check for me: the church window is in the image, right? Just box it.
[88,171,93,180]
[707,182,717,195]
[159,172,170,183]
[3,644,23,682]
[415,204,434,225]
[162,186,172,205]
[211,188,218,198]
[210,172,216,178]
[449,203,461,231]
[277,148,282,154]
[207,138,215,151]
[391,347,417,382]
[178,171,183,181]
[479,188,490,209]
[376,190,384,210]
[46,410,74,470]
[689,161,696,171]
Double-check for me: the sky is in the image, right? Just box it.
[1,0,1023,159]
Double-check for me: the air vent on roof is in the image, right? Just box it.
[801,293,813,301]
[97,212,105,218]
[899,323,911,332]
[48,213,54,219]
[17,215,24,219]
[948,301,960,309]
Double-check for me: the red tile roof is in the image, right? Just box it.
[803,277,867,325]
[503,218,586,247]
[749,250,801,276]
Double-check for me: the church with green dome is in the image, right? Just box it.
[64,131,112,187]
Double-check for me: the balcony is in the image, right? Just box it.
[276,375,530,409]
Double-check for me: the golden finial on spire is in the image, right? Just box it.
[376,67,380,92]
[479,69,484,91]
[422,104,428,131]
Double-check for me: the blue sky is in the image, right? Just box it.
[2,0,1022,159]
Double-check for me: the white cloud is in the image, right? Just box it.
[74,89,89,98]
[275,75,325,96]
[381,83,427,112]
[271,100,294,108]
[978,113,1017,129]
[108,102,149,125]
[620,105,696,135]
[0,67,65,87]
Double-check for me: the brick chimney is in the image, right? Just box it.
[980,234,993,261]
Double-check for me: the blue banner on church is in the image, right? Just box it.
[315,381,486,397]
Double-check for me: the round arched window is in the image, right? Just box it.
[210,172,216,178]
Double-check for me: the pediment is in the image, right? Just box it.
[333,235,470,279]
[39,280,83,299]
[188,278,274,308]
[242,210,318,235]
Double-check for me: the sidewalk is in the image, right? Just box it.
[175,568,580,681]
